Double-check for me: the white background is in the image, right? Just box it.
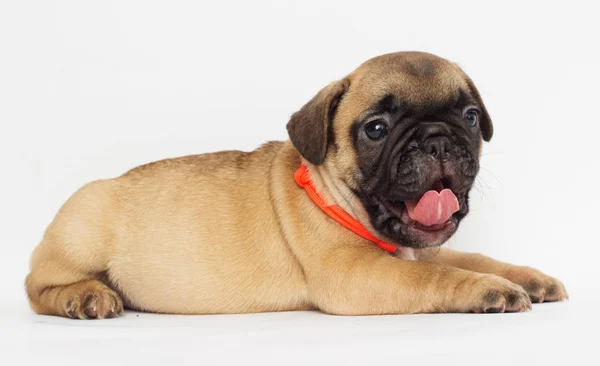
[1,1,598,365]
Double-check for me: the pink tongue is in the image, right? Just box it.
[405,189,460,227]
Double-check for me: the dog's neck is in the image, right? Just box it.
[308,162,363,220]
[302,159,417,260]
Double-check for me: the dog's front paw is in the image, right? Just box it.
[460,274,532,313]
[503,266,568,303]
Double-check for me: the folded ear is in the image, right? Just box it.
[286,79,350,165]
[464,77,493,141]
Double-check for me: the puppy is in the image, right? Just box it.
[25,51,567,318]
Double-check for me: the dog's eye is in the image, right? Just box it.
[364,120,389,140]
[464,110,478,127]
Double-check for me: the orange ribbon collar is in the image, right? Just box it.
[294,164,398,254]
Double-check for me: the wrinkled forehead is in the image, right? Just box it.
[340,53,471,119]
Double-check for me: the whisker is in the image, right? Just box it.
[479,166,501,185]
[480,151,504,157]
[475,175,495,206]
[473,178,484,200]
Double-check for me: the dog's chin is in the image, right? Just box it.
[372,198,464,249]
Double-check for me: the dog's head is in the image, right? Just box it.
[287,52,492,249]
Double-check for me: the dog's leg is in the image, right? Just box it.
[422,248,568,303]
[306,249,532,314]
[25,181,124,319]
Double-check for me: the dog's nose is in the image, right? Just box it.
[424,136,451,160]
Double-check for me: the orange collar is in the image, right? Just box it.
[294,164,398,254]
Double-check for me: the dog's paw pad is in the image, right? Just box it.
[62,283,124,319]
[506,267,568,303]
[469,275,532,314]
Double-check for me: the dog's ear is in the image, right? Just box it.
[287,79,350,165]
[464,77,493,142]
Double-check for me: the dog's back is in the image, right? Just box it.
[26,142,309,317]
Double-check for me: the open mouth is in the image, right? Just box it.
[380,178,460,233]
